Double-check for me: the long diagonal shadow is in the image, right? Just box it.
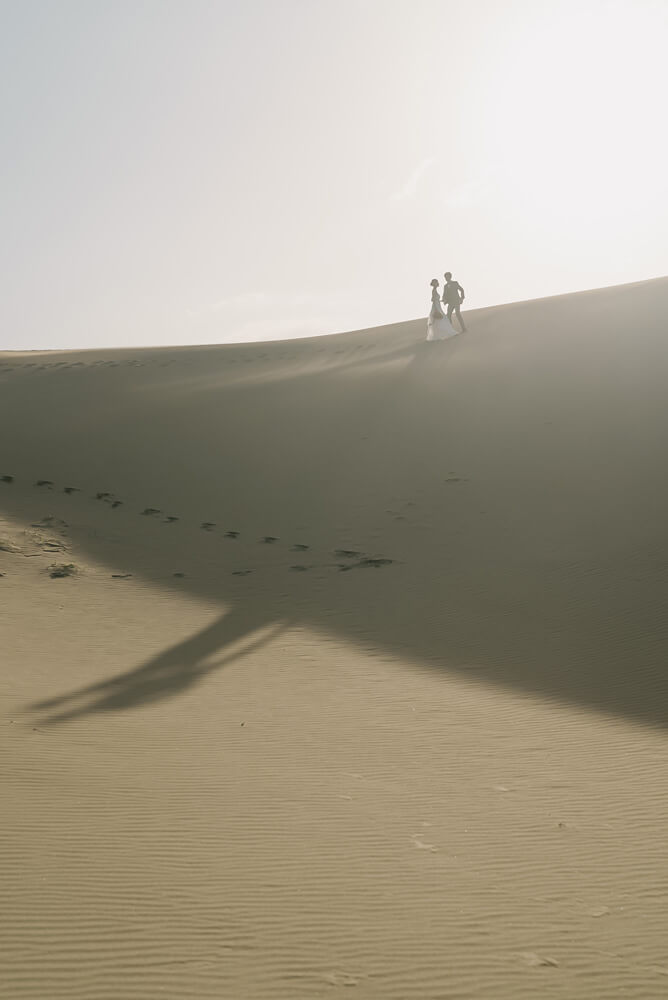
[3,282,668,730]
[30,605,288,725]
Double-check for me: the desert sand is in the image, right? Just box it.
[2,277,668,999]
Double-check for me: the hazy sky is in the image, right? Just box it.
[2,0,667,349]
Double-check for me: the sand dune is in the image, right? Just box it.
[2,277,668,998]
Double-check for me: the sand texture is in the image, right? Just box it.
[2,277,668,999]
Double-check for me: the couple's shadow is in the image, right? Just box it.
[30,601,287,725]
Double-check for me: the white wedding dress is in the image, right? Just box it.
[426,287,458,341]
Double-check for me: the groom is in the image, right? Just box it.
[442,271,466,332]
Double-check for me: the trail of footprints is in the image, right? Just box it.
[0,358,180,376]
[0,343,376,380]
[1,474,395,580]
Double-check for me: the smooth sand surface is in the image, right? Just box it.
[2,277,668,999]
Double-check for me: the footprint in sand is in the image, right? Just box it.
[200,522,216,531]
[95,492,112,500]
[291,543,310,551]
[225,530,240,539]
[164,516,179,523]
[40,538,68,553]
[587,906,611,918]
[261,536,279,544]
[290,565,310,572]
[339,557,394,572]
[410,833,438,852]
[111,573,132,579]
[35,480,54,489]
[519,952,559,969]
[323,971,361,987]
[1,475,14,484]
[173,572,185,578]
[232,569,252,576]
[32,515,68,531]
[141,508,161,516]
[111,500,123,509]
[48,563,77,579]
[63,486,80,495]
[334,549,362,559]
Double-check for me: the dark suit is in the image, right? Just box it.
[442,280,466,331]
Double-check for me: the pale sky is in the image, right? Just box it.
[2,0,667,350]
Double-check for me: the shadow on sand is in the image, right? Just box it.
[30,604,289,725]
[2,290,668,729]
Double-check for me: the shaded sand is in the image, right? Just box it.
[2,277,668,999]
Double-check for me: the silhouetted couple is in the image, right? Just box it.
[426,271,466,342]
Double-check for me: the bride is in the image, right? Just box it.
[426,278,458,341]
